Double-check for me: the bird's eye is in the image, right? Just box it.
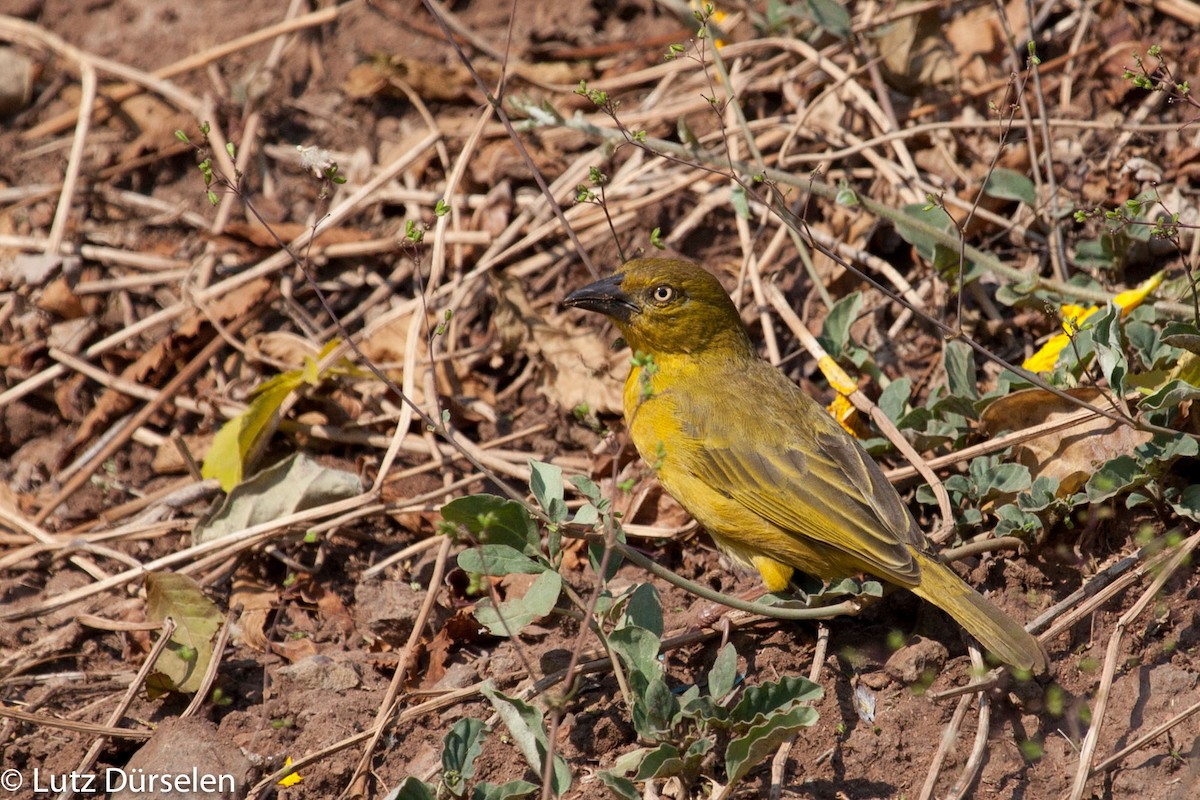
[649,285,677,305]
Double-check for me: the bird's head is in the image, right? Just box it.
[563,258,753,357]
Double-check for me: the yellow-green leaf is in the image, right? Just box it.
[201,338,358,492]
[144,572,224,695]
[202,374,302,492]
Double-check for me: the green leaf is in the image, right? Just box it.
[980,463,1032,495]
[632,674,680,741]
[983,168,1037,206]
[824,577,883,597]
[202,375,298,491]
[383,776,437,800]
[818,292,863,359]
[144,572,224,696]
[443,718,488,795]
[607,747,652,778]
[608,625,662,682]
[683,736,715,768]
[895,405,933,432]
[1085,455,1143,503]
[1169,485,1200,522]
[569,474,603,503]
[876,377,911,422]
[1126,490,1153,509]
[942,474,973,501]
[707,643,738,700]
[458,545,548,576]
[1018,476,1061,512]
[729,675,822,726]
[894,204,951,263]
[724,704,819,784]
[1074,237,1116,270]
[944,339,978,400]
[529,460,566,523]
[764,575,882,604]
[571,502,600,527]
[595,771,639,800]
[928,393,979,421]
[620,583,663,638]
[994,502,1042,536]
[632,743,685,780]
[471,780,538,800]
[1161,321,1200,355]
[1137,432,1199,465]
[480,683,571,796]
[1090,304,1128,395]
[473,570,562,638]
[589,536,624,583]
[1140,378,1200,411]
[442,495,539,554]
[1126,316,1170,368]
[802,0,851,38]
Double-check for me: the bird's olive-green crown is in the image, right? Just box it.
[564,258,754,357]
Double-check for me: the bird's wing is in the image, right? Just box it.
[684,391,924,586]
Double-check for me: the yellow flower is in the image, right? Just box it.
[1023,272,1163,373]
[278,757,302,788]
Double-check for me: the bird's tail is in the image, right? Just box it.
[911,554,1048,675]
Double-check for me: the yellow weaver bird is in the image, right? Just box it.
[564,258,1047,674]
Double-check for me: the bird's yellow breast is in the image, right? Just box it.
[623,356,847,591]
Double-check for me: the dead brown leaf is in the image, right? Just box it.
[36,276,85,319]
[53,372,89,423]
[420,607,485,689]
[980,387,1151,495]
[537,318,625,415]
[111,92,191,165]
[305,581,357,639]
[270,635,319,663]
[231,576,278,653]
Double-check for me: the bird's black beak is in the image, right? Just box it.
[562,272,638,323]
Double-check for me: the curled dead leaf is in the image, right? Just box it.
[37,276,85,319]
[980,388,1151,495]
[231,576,278,653]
